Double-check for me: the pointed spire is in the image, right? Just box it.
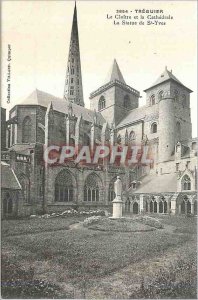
[105,59,126,84]
[63,2,84,107]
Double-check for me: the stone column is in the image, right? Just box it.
[139,194,145,214]
[191,203,194,215]
[112,176,123,218]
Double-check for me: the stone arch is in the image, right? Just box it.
[159,200,163,213]
[145,200,148,212]
[98,96,106,111]
[187,200,191,214]
[164,200,168,213]
[181,199,186,214]
[22,116,32,143]
[133,202,139,214]
[150,200,153,213]
[54,169,76,202]
[154,200,157,213]
[84,172,103,202]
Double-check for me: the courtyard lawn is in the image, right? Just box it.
[1,215,197,299]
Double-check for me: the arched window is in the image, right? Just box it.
[98,96,106,111]
[150,94,155,106]
[55,170,74,202]
[182,175,191,191]
[19,174,30,203]
[3,193,13,216]
[109,178,116,202]
[117,134,122,144]
[22,116,31,143]
[129,131,136,142]
[176,122,181,141]
[174,89,179,101]
[84,173,101,202]
[124,95,130,108]
[83,133,90,146]
[158,90,164,101]
[133,202,139,214]
[151,122,157,134]
[182,94,187,106]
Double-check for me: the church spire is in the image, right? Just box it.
[63,2,84,107]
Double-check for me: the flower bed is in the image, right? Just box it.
[30,209,107,219]
[134,215,164,229]
[83,216,155,232]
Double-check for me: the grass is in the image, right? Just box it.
[1,215,197,299]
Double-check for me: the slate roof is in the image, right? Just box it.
[20,89,106,125]
[117,104,158,128]
[105,59,126,84]
[1,162,21,190]
[133,173,178,194]
[144,67,192,92]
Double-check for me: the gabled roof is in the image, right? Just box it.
[105,59,126,84]
[1,162,21,190]
[144,67,193,92]
[116,104,159,128]
[132,173,178,194]
[20,89,106,125]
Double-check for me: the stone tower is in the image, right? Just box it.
[89,59,140,126]
[144,67,192,163]
[63,2,84,107]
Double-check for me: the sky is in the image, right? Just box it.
[1,0,197,136]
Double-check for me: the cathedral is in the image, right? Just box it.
[1,3,197,218]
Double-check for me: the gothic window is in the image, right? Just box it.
[22,116,31,143]
[109,179,116,202]
[150,94,155,106]
[182,94,187,106]
[176,122,181,141]
[98,96,106,111]
[182,175,191,191]
[3,193,13,216]
[158,90,164,101]
[174,89,179,101]
[70,90,74,95]
[124,95,130,108]
[151,122,157,134]
[84,174,100,202]
[83,133,90,146]
[71,68,74,75]
[117,134,122,144]
[71,78,74,83]
[129,131,136,142]
[55,170,74,202]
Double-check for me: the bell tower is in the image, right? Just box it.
[63,2,84,107]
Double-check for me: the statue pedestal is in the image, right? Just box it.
[112,197,123,218]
